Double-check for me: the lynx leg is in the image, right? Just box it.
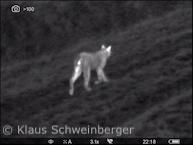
[69,65,82,95]
[101,69,109,82]
[83,68,92,91]
[95,68,108,84]
[95,68,103,84]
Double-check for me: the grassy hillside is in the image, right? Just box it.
[1,7,192,139]
[1,1,188,63]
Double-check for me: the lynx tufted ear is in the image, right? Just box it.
[106,45,111,53]
[106,45,111,56]
[101,44,106,50]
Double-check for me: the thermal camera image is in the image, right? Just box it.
[1,1,192,144]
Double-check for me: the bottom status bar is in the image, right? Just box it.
[0,138,192,144]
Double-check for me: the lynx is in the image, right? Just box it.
[69,45,112,95]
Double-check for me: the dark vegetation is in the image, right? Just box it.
[1,1,190,63]
[1,1,192,138]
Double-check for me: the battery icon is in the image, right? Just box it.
[168,139,180,144]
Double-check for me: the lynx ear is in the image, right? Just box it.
[106,45,111,53]
[101,44,106,50]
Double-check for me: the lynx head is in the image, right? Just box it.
[101,44,112,57]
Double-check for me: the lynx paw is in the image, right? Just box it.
[85,87,92,92]
[69,89,74,96]
[94,80,102,85]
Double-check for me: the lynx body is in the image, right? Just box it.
[69,45,112,95]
